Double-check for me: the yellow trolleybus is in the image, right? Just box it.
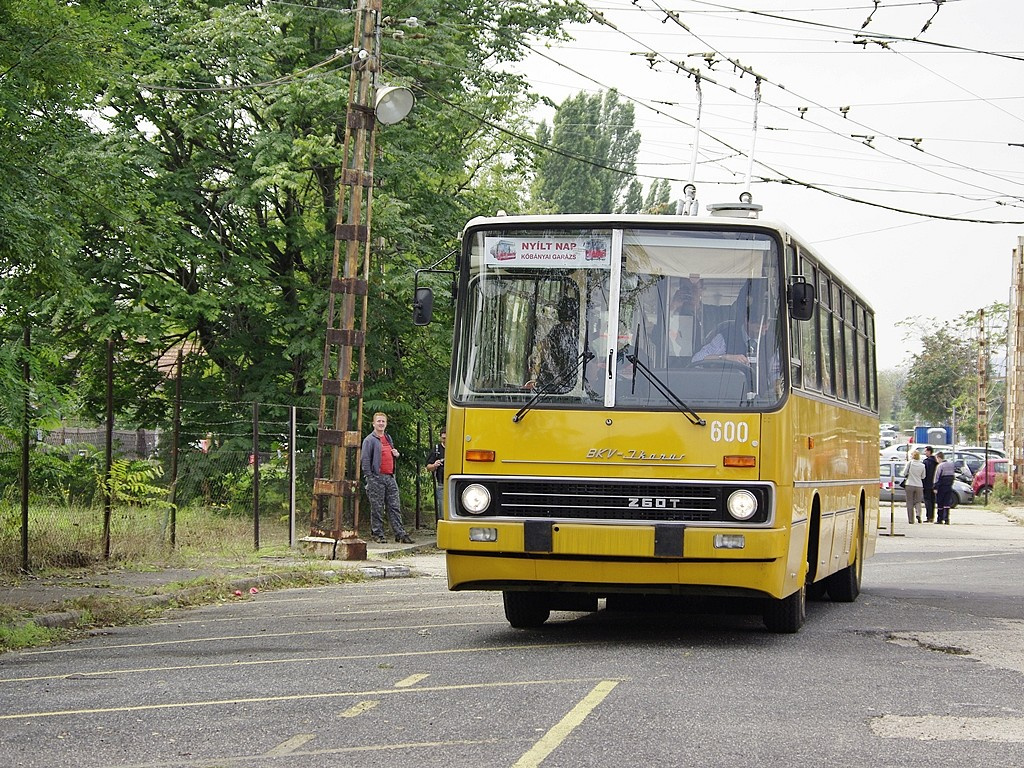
[419,202,879,633]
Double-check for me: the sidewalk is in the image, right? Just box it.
[875,503,1024,552]
[0,533,440,633]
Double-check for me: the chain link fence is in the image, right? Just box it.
[1,399,443,574]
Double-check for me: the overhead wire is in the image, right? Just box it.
[636,0,1024,204]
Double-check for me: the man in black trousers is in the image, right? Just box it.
[922,446,938,523]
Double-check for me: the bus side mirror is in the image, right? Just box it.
[788,278,815,321]
[413,287,434,326]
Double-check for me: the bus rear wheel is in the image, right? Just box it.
[827,521,863,602]
[503,591,551,628]
[762,583,805,633]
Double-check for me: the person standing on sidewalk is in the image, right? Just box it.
[361,412,414,544]
[933,451,956,525]
[902,449,926,524]
[922,446,938,522]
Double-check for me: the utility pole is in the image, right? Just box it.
[312,0,382,542]
[1007,237,1024,492]
[977,308,987,452]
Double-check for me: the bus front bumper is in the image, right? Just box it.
[438,519,797,598]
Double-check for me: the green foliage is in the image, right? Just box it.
[0,620,62,653]
[0,440,101,507]
[531,89,642,213]
[0,0,589,471]
[99,458,171,509]
[991,481,1015,504]
[902,327,973,429]
[898,304,1007,441]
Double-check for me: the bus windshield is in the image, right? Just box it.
[453,225,784,411]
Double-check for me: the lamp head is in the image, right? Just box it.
[374,86,414,125]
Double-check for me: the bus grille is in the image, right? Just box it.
[453,479,771,524]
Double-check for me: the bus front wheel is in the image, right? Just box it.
[763,583,806,633]
[503,591,551,628]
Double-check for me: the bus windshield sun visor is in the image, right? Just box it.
[625,353,706,427]
[512,349,595,423]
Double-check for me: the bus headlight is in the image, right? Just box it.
[461,483,492,515]
[726,489,758,521]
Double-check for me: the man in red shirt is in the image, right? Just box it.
[360,412,414,544]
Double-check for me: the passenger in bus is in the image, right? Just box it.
[526,295,580,392]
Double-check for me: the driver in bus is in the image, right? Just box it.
[525,295,580,392]
[691,298,781,395]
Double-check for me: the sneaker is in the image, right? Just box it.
[396,534,414,544]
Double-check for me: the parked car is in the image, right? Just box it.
[879,461,974,507]
[945,450,985,482]
[957,445,1006,459]
[879,446,978,482]
[880,443,950,461]
[972,457,1011,495]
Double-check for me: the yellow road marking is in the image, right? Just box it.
[17,621,505,656]
[512,680,619,768]
[340,700,379,718]
[264,734,315,756]
[113,738,499,768]
[1,642,587,684]
[0,677,627,721]
[395,674,430,688]
[150,599,496,627]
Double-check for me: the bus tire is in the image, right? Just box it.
[827,530,863,602]
[763,583,805,633]
[807,580,828,601]
[503,591,550,628]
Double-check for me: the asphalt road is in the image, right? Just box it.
[1,507,1023,768]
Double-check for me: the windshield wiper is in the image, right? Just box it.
[513,349,595,423]
[625,353,706,427]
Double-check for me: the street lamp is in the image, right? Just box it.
[311,0,416,555]
[374,86,414,125]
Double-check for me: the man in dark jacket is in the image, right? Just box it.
[933,451,956,525]
[361,412,413,544]
[922,446,938,522]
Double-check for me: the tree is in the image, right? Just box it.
[899,305,1007,442]
[0,0,137,429]
[618,179,643,213]
[903,328,973,425]
[531,89,641,213]
[643,178,673,214]
[1,0,588,462]
[876,368,906,426]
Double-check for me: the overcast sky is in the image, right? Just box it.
[506,0,1023,371]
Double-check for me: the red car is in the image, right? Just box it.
[972,458,1010,494]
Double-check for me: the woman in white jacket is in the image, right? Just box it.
[902,450,927,524]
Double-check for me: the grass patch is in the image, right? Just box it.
[0,565,367,653]
[0,621,65,652]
